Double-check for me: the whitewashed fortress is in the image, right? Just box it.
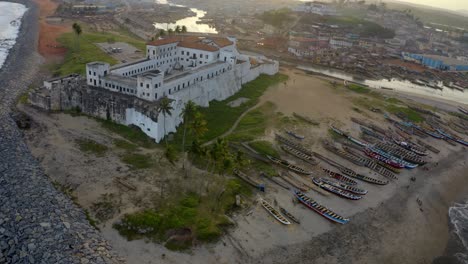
[31,36,278,142]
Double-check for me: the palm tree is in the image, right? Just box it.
[159,29,166,37]
[175,25,181,34]
[167,28,174,35]
[189,112,208,139]
[181,25,187,33]
[180,100,197,169]
[159,97,173,146]
[72,23,82,50]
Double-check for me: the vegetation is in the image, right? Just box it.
[115,180,251,249]
[260,8,294,28]
[346,83,371,94]
[98,120,157,148]
[72,23,82,50]
[170,74,288,148]
[248,141,279,158]
[55,30,145,75]
[121,153,153,169]
[113,139,138,151]
[75,138,108,156]
[385,105,424,123]
[227,101,276,142]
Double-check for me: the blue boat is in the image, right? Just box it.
[369,147,418,169]
[294,190,349,224]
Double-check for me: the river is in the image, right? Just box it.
[0,2,27,70]
[154,0,217,34]
[298,65,468,105]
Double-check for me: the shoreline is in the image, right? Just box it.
[257,148,468,264]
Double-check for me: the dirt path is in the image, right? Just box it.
[202,102,262,147]
[34,0,70,62]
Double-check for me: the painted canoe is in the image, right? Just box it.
[312,178,362,200]
[322,168,358,186]
[294,190,349,224]
[319,177,368,195]
[261,199,291,225]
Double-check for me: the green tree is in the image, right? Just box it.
[181,25,187,33]
[72,22,82,50]
[167,28,174,35]
[190,112,208,139]
[180,100,197,169]
[159,29,166,37]
[160,97,174,146]
[175,25,181,34]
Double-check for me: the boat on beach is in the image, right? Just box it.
[294,190,349,224]
[261,199,291,225]
[234,169,265,192]
[367,147,418,169]
[280,207,301,224]
[391,137,428,156]
[374,142,426,164]
[312,178,362,200]
[275,134,313,156]
[319,177,368,195]
[286,130,305,140]
[322,168,358,185]
[267,155,313,175]
[364,149,405,169]
[281,144,318,165]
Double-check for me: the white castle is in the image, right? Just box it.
[85,35,279,142]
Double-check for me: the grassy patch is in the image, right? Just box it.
[347,84,370,94]
[55,31,145,76]
[227,101,277,142]
[386,97,403,104]
[386,105,425,123]
[121,153,153,169]
[248,141,278,157]
[99,120,157,148]
[114,179,251,249]
[76,138,108,156]
[171,74,288,148]
[113,139,138,151]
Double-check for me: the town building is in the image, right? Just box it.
[402,52,468,71]
[293,1,338,16]
[31,35,279,142]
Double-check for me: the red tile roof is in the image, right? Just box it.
[178,41,219,52]
[147,36,233,51]
[211,37,233,47]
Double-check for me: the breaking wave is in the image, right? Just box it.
[0,2,27,70]
[449,202,468,264]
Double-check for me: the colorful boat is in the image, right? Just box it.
[312,178,362,200]
[261,199,291,225]
[364,149,405,169]
[294,190,349,224]
[436,129,468,147]
[374,142,426,164]
[368,147,418,169]
[267,155,313,175]
[280,207,300,224]
[319,177,368,195]
[322,168,357,186]
[391,138,428,156]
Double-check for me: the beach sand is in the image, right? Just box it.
[21,67,468,264]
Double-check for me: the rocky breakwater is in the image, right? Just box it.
[0,0,123,263]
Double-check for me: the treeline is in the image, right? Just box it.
[260,8,294,28]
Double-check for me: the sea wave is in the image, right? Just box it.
[0,2,27,69]
[449,202,468,264]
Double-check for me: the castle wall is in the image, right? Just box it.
[30,56,278,143]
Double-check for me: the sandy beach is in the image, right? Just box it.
[20,66,468,264]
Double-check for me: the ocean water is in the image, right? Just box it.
[449,202,468,264]
[0,2,27,70]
